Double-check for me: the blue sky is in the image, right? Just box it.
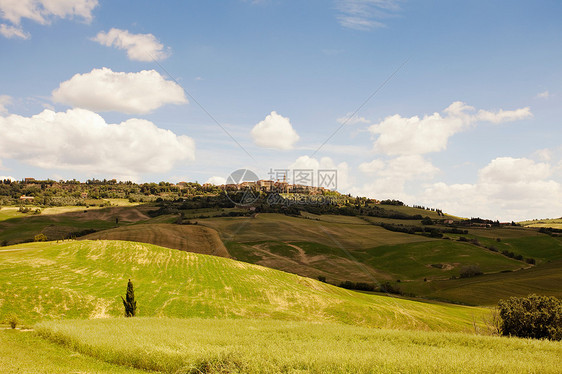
[0,0,561,220]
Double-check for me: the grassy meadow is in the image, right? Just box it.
[0,329,150,374]
[0,240,487,331]
[0,203,151,245]
[35,317,562,374]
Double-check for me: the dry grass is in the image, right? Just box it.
[81,223,229,258]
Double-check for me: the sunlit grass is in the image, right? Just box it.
[37,317,562,374]
[0,240,486,331]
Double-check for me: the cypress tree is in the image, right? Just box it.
[121,279,137,317]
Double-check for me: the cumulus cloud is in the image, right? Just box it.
[205,176,226,185]
[335,0,400,31]
[0,0,97,38]
[0,176,14,181]
[251,111,300,150]
[479,157,551,183]
[52,68,187,114]
[288,155,350,190]
[92,28,169,61]
[354,155,439,200]
[0,95,11,113]
[420,157,562,221]
[0,23,29,39]
[0,108,195,176]
[369,101,531,156]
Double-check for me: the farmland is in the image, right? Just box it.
[0,239,560,373]
[0,240,486,330]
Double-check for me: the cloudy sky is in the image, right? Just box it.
[1,0,561,221]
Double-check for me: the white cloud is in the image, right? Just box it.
[475,107,532,124]
[251,111,300,150]
[0,0,97,38]
[369,101,532,156]
[358,159,385,174]
[288,155,351,190]
[0,176,14,181]
[0,0,97,24]
[537,90,550,99]
[335,0,400,31]
[0,95,11,113]
[420,157,562,221]
[337,113,370,125]
[0,108,195,176]
[354,155,439,200]
[205,176,226,185]
[52,68,187,114]
[0,23,29,39]
[479,157,551,184]
[92,28,169,61]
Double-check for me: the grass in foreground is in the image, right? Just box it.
[37,317,562,374]
[0,328,149,374]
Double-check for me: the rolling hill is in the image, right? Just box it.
[0,240,486,331]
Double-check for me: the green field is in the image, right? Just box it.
[0,329,149,374]
[3,207,560,306]
[35,317,562,374]
[520,217,562,229]
[400,260,562,305]
[197,213,558,291]
[1,239,561,373]
[0,240,487,331]
[0,204,151,244]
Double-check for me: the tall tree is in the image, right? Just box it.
[121,279,137,317]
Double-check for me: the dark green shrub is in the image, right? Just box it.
[379,281,401,295]
[421,217,433,225]
[459,265,482,278]
[498,294,562,340]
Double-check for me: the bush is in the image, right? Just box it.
[4,313,19,329]
[379,281,401,295]
[338,281,375,292]
[34,233,48,242]
[421,217,433,225]
[498,294,562,340]
[459,265,483,278]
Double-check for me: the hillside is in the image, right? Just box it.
[197,213,556,289]
[0,240,486,332]
[2,199,561,306]
[81,223,230,258]
[0,204,151,245]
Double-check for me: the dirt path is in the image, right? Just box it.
[284,243,310,264]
